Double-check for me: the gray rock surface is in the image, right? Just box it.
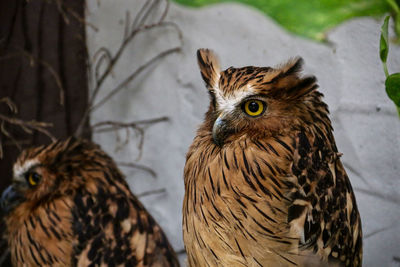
[86,1,400,266]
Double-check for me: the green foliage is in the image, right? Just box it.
[173,0,390,41]
[386,73,400,107]
[380,16,390,64]
[380,15,400,117]
[386,0,400,42]
[380,16,390,77]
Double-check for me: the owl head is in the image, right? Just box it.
[0,138,115,218]
[197,49,323,146]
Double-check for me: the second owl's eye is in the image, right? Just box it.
[243,100,266,117]
[25,172,41,187]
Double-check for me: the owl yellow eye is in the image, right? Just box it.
[243,100,266,117]
[26,172,41,187]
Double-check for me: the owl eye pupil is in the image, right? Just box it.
[248,102,259,112]
[32,174,40,182]
[25,172,41,187]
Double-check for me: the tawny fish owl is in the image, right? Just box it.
[183,49,362,267]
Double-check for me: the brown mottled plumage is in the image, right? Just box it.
[1,138,179,267]
[183,49,362,267]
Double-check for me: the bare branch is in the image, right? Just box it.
[0,98,18,113]
[92,117,168,160]
[131,0,156,29]
[91,21,181,105]
[74,0,182,138]
[93,48,113,83]
[0,50,66,106]
[0,114,56,145]
[117,161,157,178]
[54,0,70,25]
[176,248,186,255]
[51,0,99,31]
[20,50,65,106]
[158,0,170,23]
[0,120,21,151]
[92,117,168,136]
[63,5,99,31]
[123,11,131,41]
[137,188,166,198]
[91,47,180,112]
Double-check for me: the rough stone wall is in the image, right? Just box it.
[87,1,400,266]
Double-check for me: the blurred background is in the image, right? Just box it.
[0,0,399,266]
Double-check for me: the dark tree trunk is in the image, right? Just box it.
[0,0,90,264]
[0,0,90,193]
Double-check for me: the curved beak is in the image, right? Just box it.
[0,185,23,215]
[212,113,231,147]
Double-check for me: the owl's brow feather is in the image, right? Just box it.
[239,93,270,103]
[262,57,304,85]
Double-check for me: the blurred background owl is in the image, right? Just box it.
[0,138,180,266]
[183,49,362,267]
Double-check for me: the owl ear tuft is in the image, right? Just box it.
[197,49,221,89]
[270,57,318,100]
[281,57,304,76]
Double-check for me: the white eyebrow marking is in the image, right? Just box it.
[213,84,256,113]
[13,159,40,182]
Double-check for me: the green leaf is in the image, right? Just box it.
[173,0,391,41]
[386,0,400,13]
[380,16,390,63]
[385,0,400,42]
[385,73,400,107]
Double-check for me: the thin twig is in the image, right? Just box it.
[137,188,166,198]
[52,0,98,31]
[92,117,168,160]
[20,50,65,105]
[117,161,157,178]
[123,11,131,41]
[74,0,182,138]
[74,0,181,167]
[93,121,142,133]
[54,0,70,24]
[0,50,65,106]
[1,120,21,151]
[92,21,180,103]
[0,98,17,113]
[132,0,157,29]
[92,117,169,131]
[0,114,56,142]
[158,0,170,23]
[91,47,180,112]
[176,248,186,255]
[63,5,99,31]
[93,48,113,83]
